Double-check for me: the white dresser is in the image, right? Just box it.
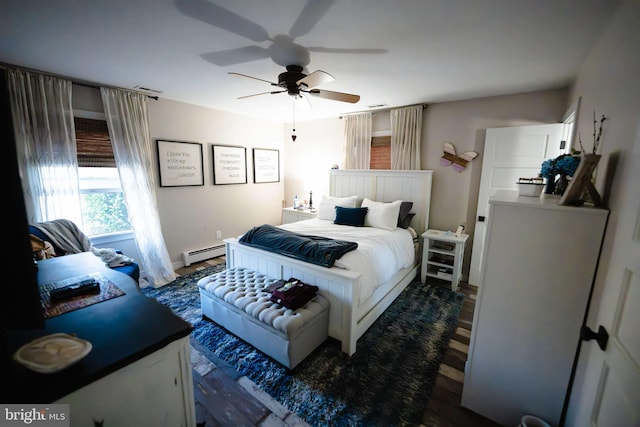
[6,253,195,427]
[55,337,193,426]
[461,190,608,426]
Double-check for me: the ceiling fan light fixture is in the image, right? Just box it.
[230,64,360,106]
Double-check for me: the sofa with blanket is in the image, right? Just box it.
[29,219,140,283]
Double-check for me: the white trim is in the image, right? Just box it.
[372,130,391,137]
[563,96,581,123]
[73,109,106,120]
[562,95,581,149]
[90,230,134,243]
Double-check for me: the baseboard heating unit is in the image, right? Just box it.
[182,243,225,266]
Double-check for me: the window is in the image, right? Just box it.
[75,116,131,236]
[370,135,391,169]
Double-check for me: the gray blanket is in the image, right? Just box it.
[33,219,134,267]
[32,219,92,254]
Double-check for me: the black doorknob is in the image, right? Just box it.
[580,325,609,351]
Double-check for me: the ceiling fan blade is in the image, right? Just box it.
[202,46,270,67]
[289,0,336,38]
[308,89,360,103]
[238,91,286,99]
[175,0,269,42]
[229,72,278,86]
[297,70,334,89]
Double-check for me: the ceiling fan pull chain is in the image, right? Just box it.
[291,100,297,141]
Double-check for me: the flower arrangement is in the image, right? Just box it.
[540,154,580,178]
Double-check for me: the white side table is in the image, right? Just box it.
[282,207,318,224]
[421,229,469,291]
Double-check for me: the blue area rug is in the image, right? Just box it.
[141,264,226,324]
[144,266,465,426]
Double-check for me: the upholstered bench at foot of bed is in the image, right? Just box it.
[197,267,329,369]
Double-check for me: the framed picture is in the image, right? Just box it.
[156,140,204,187]
[558,154,602,206]
[212,145,247,185]
[253,148,280,183]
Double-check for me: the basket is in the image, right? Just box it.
[516,182,544,197]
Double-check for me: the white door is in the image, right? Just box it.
[567,136,640,426]
[468,124,566,285]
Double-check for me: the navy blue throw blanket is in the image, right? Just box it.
[239,224,358,268]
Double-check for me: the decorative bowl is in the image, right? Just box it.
[516,182,544,197]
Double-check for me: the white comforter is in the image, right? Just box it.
[279,219,415,304]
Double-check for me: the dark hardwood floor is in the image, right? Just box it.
[174,258,499,427]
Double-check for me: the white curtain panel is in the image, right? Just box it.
[100,88,176,287]
[7,67,82,223]
[343,112,372,169]
[390,105,422,170]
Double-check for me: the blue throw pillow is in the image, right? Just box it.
[334,206,368,227]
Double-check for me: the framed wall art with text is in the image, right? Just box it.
[157,140,204,187]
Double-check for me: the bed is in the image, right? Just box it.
[224,169,433,355]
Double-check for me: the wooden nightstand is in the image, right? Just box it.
[282,207,318,224]
[421,229,469,291]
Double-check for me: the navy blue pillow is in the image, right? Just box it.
[334,206,368,227]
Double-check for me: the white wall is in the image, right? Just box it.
[564,0,640,424]
[149,99,284,267]
[281,111,409,208]
[282,117,344,208]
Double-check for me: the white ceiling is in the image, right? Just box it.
[0,0,619,123]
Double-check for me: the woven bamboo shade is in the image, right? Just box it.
[75,117,115,167]
[370,136,391,170]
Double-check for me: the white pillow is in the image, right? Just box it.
[361,198,402,231]
[317,195,358,221]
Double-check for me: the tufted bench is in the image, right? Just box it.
[197,267,329,369]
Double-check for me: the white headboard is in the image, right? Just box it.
[329,169,433,235]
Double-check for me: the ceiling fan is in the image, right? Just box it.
[229,64,360,104]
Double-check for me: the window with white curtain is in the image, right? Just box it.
[74,113,131,236]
